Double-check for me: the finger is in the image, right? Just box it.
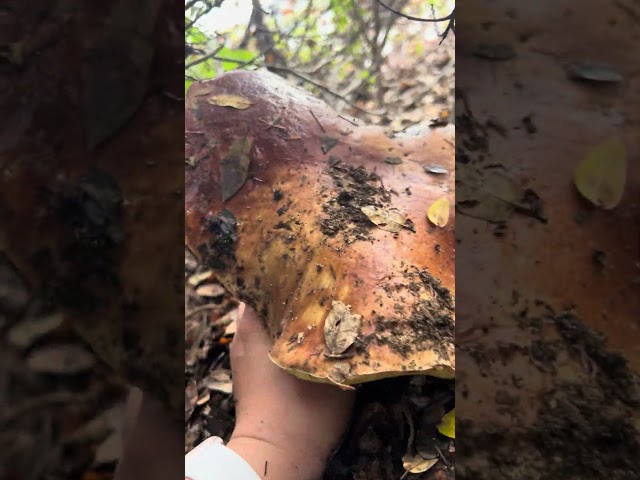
[231,302,270,358]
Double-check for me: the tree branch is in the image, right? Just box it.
[372,0,454,23]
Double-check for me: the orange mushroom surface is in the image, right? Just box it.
[185,70,455,386]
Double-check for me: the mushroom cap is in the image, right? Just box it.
[185,70,455,386]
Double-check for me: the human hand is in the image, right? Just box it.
[227,303,355,480]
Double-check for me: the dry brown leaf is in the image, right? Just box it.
[402,453,439,473]
[207,94,253,109]
[185,379,198,422]
[220,137,252,202]
[205,369,233,394]
[26,344,95,375]
[566,62,623,83]
[196,392,210,406]
[361,205,408,233]
[323,301,361,355]
[188,270,214,287]
[7,313,64,349]
[186,82,215,109]
[195,283,226,298]
[224,319,237,336]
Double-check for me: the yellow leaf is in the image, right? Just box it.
[574,137,627,209]
[437,408,455,439]
[427,196,450,227]
[402,454,439,473]
[208,94,253,110]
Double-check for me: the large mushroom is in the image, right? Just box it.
[185,70,455,387]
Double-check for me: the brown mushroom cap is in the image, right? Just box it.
[185,70,455,386]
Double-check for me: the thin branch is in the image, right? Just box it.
[263,65,385,116]
[373,0,454,23]
[185,44,224,69]
[205,55,385,115]
[185,0,200,11]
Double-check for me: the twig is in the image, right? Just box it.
[339,114,359,126]
[310,109,326,132]
[186,45,224,69]
[268,65,384,116]
[433,442,452,470]
[373,0,454,23]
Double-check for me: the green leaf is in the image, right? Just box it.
[217,47,254,71]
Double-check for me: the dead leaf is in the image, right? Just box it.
[566,62,623,83]
[456,165,543,223]
[384,157,403,165]
[205,369,233,394]
[185,379,198,421]
[324,301,361,355]
[574,137,627,209]
[321,136,339,154]
[220,136,252,202]
[428,197,450,227]
[402,453,439,473]
[224,319,237,336]
[473,43,516,61]
[424,164,449,175]
[188,270,214,287]
[196,392,210,406]
[207,94,253,109]
[187,82,215,109]
[361,205,408,233]
[7,313,64,349]
[195,283,226,298]
[26,344,95,375]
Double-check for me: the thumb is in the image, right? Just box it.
[231,302,270,357]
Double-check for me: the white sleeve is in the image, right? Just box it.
[185,436,261,480]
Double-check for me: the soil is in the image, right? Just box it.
[319,156,391,243]
[458,304,640,480]
[374,269,454,359]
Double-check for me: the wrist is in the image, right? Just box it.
[227,433,325,480]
